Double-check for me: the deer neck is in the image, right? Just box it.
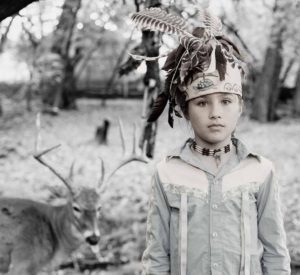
[50,204,83,255]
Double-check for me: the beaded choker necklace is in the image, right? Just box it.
[192,141,231,156]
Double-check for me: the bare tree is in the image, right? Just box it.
[251,0,295,122]
[119,0,162,158]
[48,0,82,111]
[294,68,300,116]
[136,0,162,158]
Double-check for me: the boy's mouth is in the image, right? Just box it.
[208,124,225,128]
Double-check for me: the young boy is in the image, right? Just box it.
[132,8,291,275]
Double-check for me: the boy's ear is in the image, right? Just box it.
[184,111,190,120]
[183,103,190,120]
[238,97,244,116]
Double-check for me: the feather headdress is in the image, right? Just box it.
[131,8,245,127]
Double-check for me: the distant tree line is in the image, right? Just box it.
[0,0,300,122]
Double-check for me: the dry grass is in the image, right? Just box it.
[1,98,300,274]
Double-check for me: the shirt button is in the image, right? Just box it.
[212,203,218,209]
[213,263,218,269]
[212,232,218,238]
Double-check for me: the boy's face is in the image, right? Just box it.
[186,93,242,147]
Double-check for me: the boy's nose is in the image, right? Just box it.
[209,105,221,119]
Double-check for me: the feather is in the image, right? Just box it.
[131,8,193,38]
[215,44,227,81]
[147,92,168,123]
[162,44,185,71]
[168,101,174,128]
[128,52,168,61]
[197,9,223,36]
[161,48,178,71]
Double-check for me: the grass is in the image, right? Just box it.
[1,98,300,274]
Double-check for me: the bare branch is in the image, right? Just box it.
[118,118,126,156]
[68,159,76,182]
[0,15,15,52]
[221,19,258,62]
[97,158,105,187]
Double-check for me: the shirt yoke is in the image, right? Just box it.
[156,155,274,194]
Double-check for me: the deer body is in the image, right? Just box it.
[0,188,101,275]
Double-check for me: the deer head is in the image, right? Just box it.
[34,114,148,254]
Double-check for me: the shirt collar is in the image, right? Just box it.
[166,137,260,176]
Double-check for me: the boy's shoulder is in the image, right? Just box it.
[155,156,208,188]
[243,152,275,171]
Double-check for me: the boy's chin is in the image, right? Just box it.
[198,135,232,146]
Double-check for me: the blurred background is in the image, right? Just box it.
[0,0,299,274]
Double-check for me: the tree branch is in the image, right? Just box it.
[0,15,15,52]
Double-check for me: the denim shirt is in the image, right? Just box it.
[142,138,291,275]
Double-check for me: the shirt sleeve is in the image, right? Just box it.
[142,171,171,275]
[257,166,291,275]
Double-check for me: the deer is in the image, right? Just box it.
[0,115,148,275]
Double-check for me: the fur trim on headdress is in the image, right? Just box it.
[131,8,245,127]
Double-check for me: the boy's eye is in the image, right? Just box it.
[222,99,232,105]
[196,101,207,107]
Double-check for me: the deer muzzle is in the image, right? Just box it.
[85,234,100,246]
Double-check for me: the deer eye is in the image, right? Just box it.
[73,205,81,213]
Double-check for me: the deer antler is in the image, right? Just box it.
[34,113,75,195]
[98,119,149,192]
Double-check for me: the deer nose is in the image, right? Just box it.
[86,234,100,246]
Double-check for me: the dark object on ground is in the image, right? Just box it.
[58,256,129,272]
[279,86,295,103]
[95,119,110,144]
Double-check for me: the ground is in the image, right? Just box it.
[0,98,300,274]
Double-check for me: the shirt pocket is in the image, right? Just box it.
[165,191,181,230]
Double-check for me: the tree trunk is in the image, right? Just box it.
[251,39,283,122]
[50,0,82,110]
[0,0,37,22]
[0,97,3,117]
[294,68,300,116]
[138,0,162,158]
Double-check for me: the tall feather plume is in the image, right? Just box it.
[215,44,227,81]
[147,92,168,123]
[131,8,193,38]
[197,9,223,36]
[130,7,245,127]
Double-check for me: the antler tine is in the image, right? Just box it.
[68,159,76,182]
[118,118,126,156]
[97,157,105,188]
[34,113,74,195]
[132,122,137,155]
[99,122,149,193]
